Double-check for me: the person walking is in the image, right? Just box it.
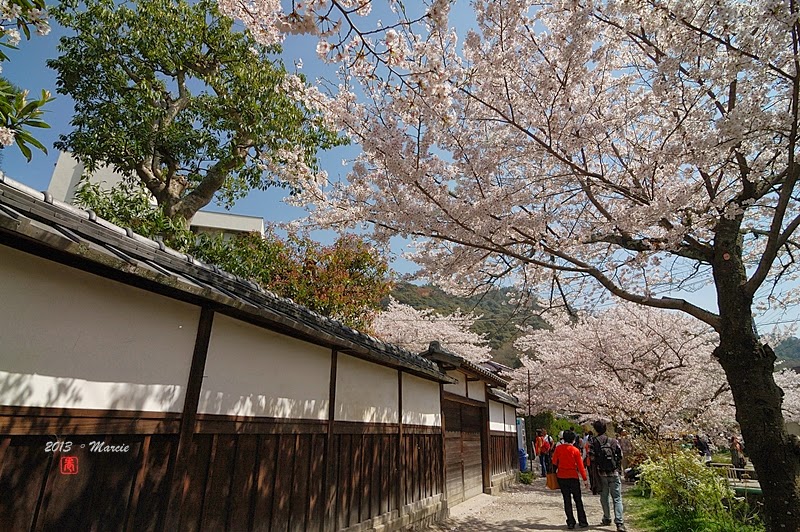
[535,428,554,477]
[552,430,589,529]
[730,435,746,480]
[694,434,713,463]
[590,420,626,532]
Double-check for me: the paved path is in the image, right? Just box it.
[427,478,639,532]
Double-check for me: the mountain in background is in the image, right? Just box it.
[776,337,800,370]
[389,282,547,367]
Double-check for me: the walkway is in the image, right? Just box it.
[427,479,639,532]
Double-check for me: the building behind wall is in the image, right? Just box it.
[48,151,265,239]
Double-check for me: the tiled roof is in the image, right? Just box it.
[421,341,510,388]
[486,387,521,408]
[0,174,453,384]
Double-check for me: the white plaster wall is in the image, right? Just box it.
[402,373,441,427]
[489,400,505,432]
[0,246,198,412]
[48,151,124,203]
[443,370,466,397]
[335,354,398,423]
[504,404,518,433]
[467,380,486,402]
[199,314,331,419]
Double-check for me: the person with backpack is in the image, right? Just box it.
[590,420,626,532]
[551,430,590,529]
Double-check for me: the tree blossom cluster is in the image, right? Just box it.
[0,0,50,154]
[231,0,800,328]
[0,0,49,54]
[507,303,742,439]
[372,298,491,363]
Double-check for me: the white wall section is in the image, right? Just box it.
[402,373,441,426]
[488,400,505,432]
[0,246,198,412]
[504,404,517,433]
[443,370,466,397]
[336,354,398,423]
[199,314,331,419]
[467,380,485,402]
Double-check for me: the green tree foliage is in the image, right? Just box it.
[197,232,392,331]
[49,0,343,221]
[390,282,546,366]
[75,179,391,331]
[0,0,52,160]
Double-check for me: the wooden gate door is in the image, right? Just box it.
[443,399,484,506]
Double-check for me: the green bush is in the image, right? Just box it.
[518,471,533,484]
[635,450,763,531]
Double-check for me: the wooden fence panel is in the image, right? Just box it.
[489,433,518,477]
[0,410,444,532]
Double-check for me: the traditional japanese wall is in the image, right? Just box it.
[335,353,399,423]
[504,404,517,432]
[443,369,467,397]
[0,246,197,413]
[197,314,331,419]
[467,380,486,402]
[489,400,506,432]
[402,373,441,426]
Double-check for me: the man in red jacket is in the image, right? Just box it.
[551,430,589,529]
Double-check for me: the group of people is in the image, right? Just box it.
[693,432,747,479]
[534,421,627,531]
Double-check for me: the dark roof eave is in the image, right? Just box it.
[487,387,522,408]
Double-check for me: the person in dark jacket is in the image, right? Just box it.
[552,430,589,529]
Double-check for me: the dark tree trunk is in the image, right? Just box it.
[712,229,800,531]
[714,338,800,531]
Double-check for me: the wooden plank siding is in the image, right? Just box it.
[442,399,483,506]
[489,432,518,477]
[0,411,443,531]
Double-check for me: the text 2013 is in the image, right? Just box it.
[44,441,73,452]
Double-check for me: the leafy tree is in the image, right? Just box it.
[74,179,391,330]
[225,1,800,527]
[49,0,342,223]
[198,231,393,331]
[0,0,52,160]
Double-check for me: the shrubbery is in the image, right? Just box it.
[518,471,533,485]
[634,449,762,532]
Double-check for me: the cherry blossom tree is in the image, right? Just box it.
[222,1,800,527]
[372,298,491,363]
[507,303,738,440]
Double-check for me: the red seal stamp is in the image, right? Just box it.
[60,456,78,475]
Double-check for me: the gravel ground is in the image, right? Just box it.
[427,478,640,532]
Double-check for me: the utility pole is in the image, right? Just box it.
[527,368,531,416]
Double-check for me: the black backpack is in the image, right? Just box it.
[593,435,619,472]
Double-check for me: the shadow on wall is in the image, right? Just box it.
[197,390,329,419]
[0,371,185,413]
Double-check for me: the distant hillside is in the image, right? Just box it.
[389,282,547,367]
[776,337,800,370]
